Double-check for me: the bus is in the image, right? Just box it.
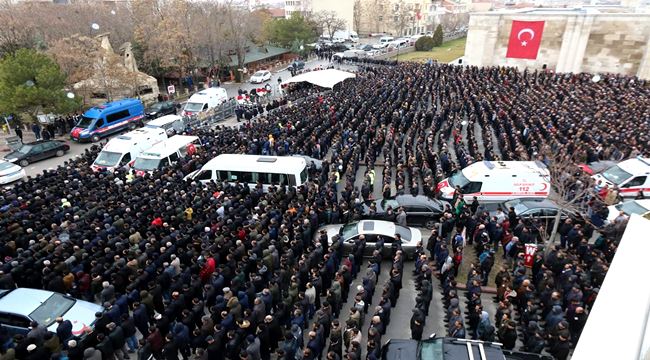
[184,154,309,191]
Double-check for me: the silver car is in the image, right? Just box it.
[0,288,104,336]
[315,220,422,259]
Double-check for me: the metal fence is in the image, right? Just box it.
[182,99,237,130]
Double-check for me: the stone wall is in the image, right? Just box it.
[465,10,650,79]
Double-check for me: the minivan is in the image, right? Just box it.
[70,98,145,142]
[145,114,185,136]
[182,88,228,117]
[132,135,202,175]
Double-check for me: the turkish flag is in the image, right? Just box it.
[506,20,545,59]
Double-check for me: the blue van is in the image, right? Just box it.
[70,99,145,142]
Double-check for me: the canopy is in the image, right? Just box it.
[281,69,356,89]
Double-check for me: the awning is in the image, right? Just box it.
[281,69,356,89]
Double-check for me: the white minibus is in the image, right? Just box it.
[185,154,308,191]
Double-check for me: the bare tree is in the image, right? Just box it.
[314,10,347,39]
[541,147,596,254]
[353,0,362,33]
[223,0,268,82]
[392,1,412,37]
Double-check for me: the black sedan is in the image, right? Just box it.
[146,101,177,119]
[362,195,447,229]
[3,140,70,167]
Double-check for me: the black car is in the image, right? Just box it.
[362,195,447,229]
[146,101,177,119]
[3,140,70,167]
[289,60,305,71]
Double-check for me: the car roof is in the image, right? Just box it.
[394,195,444,208]
[0,288,54,316]
[356,220,400,236]
[23,140,59,146]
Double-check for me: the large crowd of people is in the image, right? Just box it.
[0,60,648,360]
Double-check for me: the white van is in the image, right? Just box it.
[145,114,185,136]
[592,156,650,198]
[437,160,550,202]
[91,128,167,172]
[185,154,308,191]
[132,135,201,175]
[332,30,359,43]
[380,36,394,44]
[182,88,228,117]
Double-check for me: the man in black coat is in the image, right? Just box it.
[107,322,129,360]
[410,308,425,341]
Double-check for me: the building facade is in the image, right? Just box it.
[464,7,650,78]
[284,0,354,31]
[357,0,433,36]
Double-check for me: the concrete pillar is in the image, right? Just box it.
[465,14,500,67]
[556,14,593,73]
[637,36,650,79]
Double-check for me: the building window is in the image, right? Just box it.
[393,15,399,23]
[378,15,384,21]
[394,3,399,11]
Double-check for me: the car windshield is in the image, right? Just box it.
[29,293,75,327]
[253,71,265,77]
[394,225,412,241]
[601,165,633,185]
[185,102,204,112]
[448,171,470,188]
[94,151,123,167]
[0,162,15,170]
[149,103,163,112]
[512,203,531,215]
[503,198,524,210]
[340,222,359,239]
[17,145,33,154]
[133,158,162,171]
[615,201,649,216]
[76,116,96,129]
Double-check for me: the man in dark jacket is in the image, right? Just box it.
[410,308,425,341]
[95,333,115,360]
[55,317,73,344]
[107,322,129,360]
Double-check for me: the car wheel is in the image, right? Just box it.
[19,159,28,167]
[128,122,137,130]
[91,134,101,143]
[425,219,437,230]
[55,150,64,157]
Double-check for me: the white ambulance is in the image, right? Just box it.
[592,156,650,199]
[436,160,550,202]
[132,135,201,176]
[91,127,167,172]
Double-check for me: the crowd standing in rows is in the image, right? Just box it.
[0,59,648,360]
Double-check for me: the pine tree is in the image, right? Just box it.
[432,24,444,47]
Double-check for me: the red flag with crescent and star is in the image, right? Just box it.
[506,20,545,59]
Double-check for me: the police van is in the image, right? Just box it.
[592,156,650,198]
[132,135,201,175]
[70,99,145,142]
[91,128,167,172]
[436,160,550,202]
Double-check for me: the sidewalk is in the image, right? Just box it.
[0,130,69,152]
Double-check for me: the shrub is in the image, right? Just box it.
[415,36,434,51]
[432,24,443,47]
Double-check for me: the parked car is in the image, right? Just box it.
[145,101,177,119]
[362,195,447,229]
[358,44,373,51]
[250,70,272,84]
[3,140,70,167]
[0,288,104,336]
[289,60,305,71]
[0,159,25,185]
[314,220,422,259]
[577,160,617,175]
[607,199,650,223]
[488,198,579,222]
